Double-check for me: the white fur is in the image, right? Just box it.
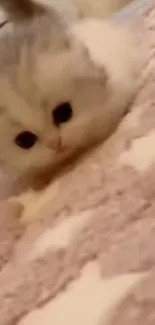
[71,0,132,18]
[0,18,145,176]
[36,0,132,19]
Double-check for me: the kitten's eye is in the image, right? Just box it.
[52,102,72,126]
[15,131,38,149]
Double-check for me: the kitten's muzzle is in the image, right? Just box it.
[46,137,67,153]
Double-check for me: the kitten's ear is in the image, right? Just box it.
[72,41,108,85]
[0,0,46,21]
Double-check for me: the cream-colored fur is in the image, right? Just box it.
[0,0,145,177]
[37,0,133,19]
[72,0,133,18]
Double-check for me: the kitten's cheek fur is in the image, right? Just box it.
[60,117,100,152]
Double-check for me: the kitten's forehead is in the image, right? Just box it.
[0,10,70,74]
[0,16,84,135]
[0,13,76,100]
[0,48,75,135]
[0,76,49,133]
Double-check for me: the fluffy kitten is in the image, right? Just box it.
[0,0,145,176]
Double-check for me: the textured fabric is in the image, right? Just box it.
[113,0,153,22]
[0,2,154,325]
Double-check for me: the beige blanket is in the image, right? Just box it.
[0,3,155,325]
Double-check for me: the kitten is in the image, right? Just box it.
[0,0,145,177]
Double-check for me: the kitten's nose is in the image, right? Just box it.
[46,137,63,152]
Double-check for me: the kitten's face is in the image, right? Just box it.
[0,0,143,176]
[0,41,106,175]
